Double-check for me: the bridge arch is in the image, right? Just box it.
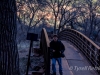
[58,28,100,73]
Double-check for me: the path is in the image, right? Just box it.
[50,41,98,75]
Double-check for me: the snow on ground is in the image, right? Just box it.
[18,41,43,75]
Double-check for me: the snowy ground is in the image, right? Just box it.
[18,41,43,75]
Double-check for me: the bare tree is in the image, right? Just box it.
[0,0,19,75]
[17,0,44,31]
[72,0,100,40]
[16,0,45,43]
[46,0,73,33]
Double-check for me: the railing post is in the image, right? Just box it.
[46,47,50,75]
[41,28,50,75]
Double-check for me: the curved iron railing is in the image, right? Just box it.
[58,28,100,73]
[40,28,50,75]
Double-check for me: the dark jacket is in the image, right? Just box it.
[50,40,65,58]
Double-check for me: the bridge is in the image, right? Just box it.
[40,28,100,75]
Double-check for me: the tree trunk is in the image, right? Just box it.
[0,0,19,75]
[94,30,100,41]
[57,26,61,34]
[54,17,57,34]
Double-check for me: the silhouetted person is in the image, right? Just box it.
[50,34,65,75]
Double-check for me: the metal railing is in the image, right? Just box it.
[40,28,50,75]
[58,28,100,73]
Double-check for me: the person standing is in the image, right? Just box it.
[50,34,65,75]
